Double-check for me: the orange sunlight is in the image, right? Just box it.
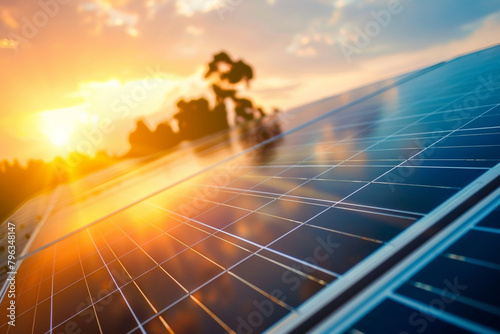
[38,106,89,147]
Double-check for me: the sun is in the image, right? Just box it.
[39,106,86,147]
[47,127,73,147]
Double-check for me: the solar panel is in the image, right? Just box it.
[1,44,499,334]
[314,187,500,333]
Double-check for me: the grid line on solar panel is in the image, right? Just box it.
[85,229,145,333]
[2,237,132,333]
[0,143,490,332]
[142,176,397,252]
[9,187,336,332]
[193,108,497,217]
[2,47,500,334]
[131,111,494,330]
[473,225,500,236]
[314,187,500,334]
[165,111,492,247]
[386,293,490,334]
[121,241,300,332]
[258,58,500,330]
[317,103,500,137]
[139,195,342,278]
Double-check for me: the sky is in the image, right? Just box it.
[1,0,500,163]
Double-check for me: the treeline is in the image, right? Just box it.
[0,51,280,222]
[0,152,120,221]
[0,160,57,219]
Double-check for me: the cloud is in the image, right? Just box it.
[327,0,500,57]
[1,0,499,92]
[174,0,227,16]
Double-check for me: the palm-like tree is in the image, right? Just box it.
[205,51,254,87]
[204,51,259,124]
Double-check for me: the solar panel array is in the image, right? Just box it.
[316,188,500,334]
[1,45,500,334]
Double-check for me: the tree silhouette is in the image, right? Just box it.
[127,120,155,156]
[127,119,179,156]
[173,97,228,141]
[154,122,178,146]
[126,51,274,156]
[212,84,236,102]
[233,97,255,122]
[203,51,263,125]
[205,52,254,87]
[1,51,283,223]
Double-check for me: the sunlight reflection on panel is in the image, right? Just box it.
[2,46,500,334]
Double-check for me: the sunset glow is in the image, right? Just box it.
[1,2,500,333]
[39,106,88,147]
[0,1,500,164]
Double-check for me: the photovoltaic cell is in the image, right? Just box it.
[1,45,499,333]
[328,192,500,334]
